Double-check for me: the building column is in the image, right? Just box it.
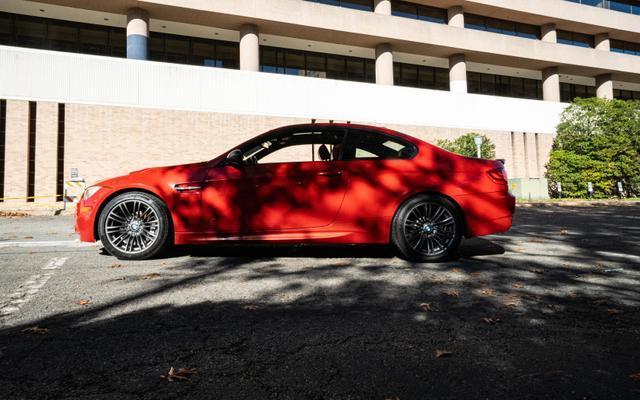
[240,24,260,72]
[3,101,29,203]
[375,43,394,86]
[449,53,467,93]
[126,8,149,60]
[595,33,611,51]
[34,102,58,203]
[542,67,560,102]
[541,24,557,43]
[447,6,464,27]
[596,74,614,99]
[373,0,392,15]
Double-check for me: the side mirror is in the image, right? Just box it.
[226,149,243,168]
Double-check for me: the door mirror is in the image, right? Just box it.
[226,149,243,168]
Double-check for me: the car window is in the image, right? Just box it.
[343,129,417,160]
[242,129,345,165]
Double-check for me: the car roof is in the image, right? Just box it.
[264,123,422,145]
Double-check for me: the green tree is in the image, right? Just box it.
[436,133,496,159]
[546,98,640,198]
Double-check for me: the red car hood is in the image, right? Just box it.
[93,161,207,188]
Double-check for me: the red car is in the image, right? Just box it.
[75,123,515,262]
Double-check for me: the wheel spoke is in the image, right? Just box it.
[104,199,160,254]
[403,201,457,257]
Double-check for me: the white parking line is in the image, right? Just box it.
[0,240,97,248]
[0,256,68,321]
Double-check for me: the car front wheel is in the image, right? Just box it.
[391,194,463,262]
[98,192,171,260]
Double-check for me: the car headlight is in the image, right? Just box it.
[82,186,103,201]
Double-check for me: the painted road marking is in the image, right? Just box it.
[0,240,97,248]
[0,257,68,321]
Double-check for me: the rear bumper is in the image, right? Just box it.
[455,191,515,238]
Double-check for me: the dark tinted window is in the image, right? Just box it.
[1,12,124,57]
[465,13,540,39]
[343,129,417,160]
[560,82,597,103]
[614,89,640,101]
[260,46,375,83]
[391,1,447,24]
[611,39,640,56]
[394,62,450,91]
[307,0,373,11]
[149,32,239,69]
[468,71,542,100]
[557,30,594,48]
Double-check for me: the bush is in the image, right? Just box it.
[436,133,496,159]
[546,98,640,198]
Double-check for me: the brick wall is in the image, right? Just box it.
[1,100,555,204]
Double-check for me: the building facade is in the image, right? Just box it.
[0,0,639,204]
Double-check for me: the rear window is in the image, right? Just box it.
[342,129,417,160]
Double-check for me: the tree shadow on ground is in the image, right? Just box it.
[1,206,639,399]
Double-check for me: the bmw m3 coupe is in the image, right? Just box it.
[75,123,515,262]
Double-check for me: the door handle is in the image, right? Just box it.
[317,171,342,177]
[173,183,202,192]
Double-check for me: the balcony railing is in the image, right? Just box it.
[565,0,640,15]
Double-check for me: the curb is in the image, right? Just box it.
[517,200,640,207]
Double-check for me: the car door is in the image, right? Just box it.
[242,128,348,232]
[200,163,249,235]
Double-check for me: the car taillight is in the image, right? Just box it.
[487,167,507,184]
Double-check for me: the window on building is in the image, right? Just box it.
[55,104,65,202]
[27,102,36,202]
[464,14,540,39]
[468,71,543,100]
[565,0,640,15]
[0,12,125,57]
[394,63,450,91]
[307,0,374,12]
[260,46,376,83]
[557,30,594,48]
[391,1,447,24]
[611,39,640,56]
[149,32,239,69]
[0,100,6,202]
[560,82,597,102]
[614,88,640,101]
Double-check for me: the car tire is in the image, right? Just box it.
[98,191,171,260]
[391,194,463,262]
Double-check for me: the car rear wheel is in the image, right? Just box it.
[391,194,463,262]
[98,192,171,260]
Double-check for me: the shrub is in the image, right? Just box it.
[546,98,640,198]
[436,133,496,159]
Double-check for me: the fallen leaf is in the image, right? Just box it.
[419,303,432,312]
[560,229,569,236]
[0,211,30,217]
[607,308,621,316]
[140,273,160,280]
[446,290,460,298]
[77,300,91,306]
[110,264,124,269]
[481,288,495,296]
[482,317,501,325]
[160,366,198,382]
[529,268,545,274]
[23,236,34,239]
[470,272,481,277]
[512,282,525,289]
[243,305,258,311]
[22,326,48,335]
[452,268,462,273]
[630,372,640,381]
[435,350,452,358]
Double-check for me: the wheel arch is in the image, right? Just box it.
[390,191,468,240]
[93,188,174,242]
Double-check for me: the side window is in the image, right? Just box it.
[342,129,417,160]
[242,129,345,165]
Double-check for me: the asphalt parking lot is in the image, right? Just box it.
[0,205,639,400]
